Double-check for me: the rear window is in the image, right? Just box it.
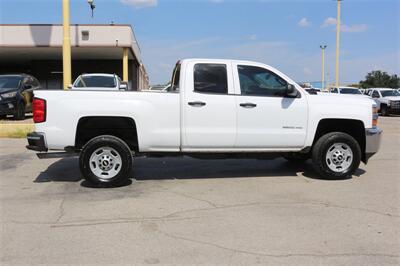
[75,76,116,88]
[340,88,361,94]
[194,64,227,94]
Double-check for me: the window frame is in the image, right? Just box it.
[235,64,290,98]
[193,63,229,95]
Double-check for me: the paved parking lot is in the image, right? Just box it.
[0,117,399,265]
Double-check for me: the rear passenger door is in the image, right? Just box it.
[182,61,236,150]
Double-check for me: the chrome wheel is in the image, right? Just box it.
[89,146,122,179]
[325,143,353,173]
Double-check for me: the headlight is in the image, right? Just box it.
[1,91,17,98]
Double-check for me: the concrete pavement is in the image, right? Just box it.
[0,117,399,265]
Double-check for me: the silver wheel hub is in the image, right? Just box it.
[326,143,353,173]
[89,147,122,179]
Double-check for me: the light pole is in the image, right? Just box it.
[87,0,95,18]
[320,45,327,91]
[335,0,342,88]
[62,0,71,90]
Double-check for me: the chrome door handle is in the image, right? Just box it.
[240,103,257,108]
[188,101,206,107]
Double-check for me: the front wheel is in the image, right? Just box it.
[79,135,133,186]
[380,105,389,116]
[312,132,361,179]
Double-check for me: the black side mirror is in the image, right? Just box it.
[286,84,298,98]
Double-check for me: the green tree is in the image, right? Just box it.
[359,70,400,88]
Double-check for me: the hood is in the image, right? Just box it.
[0,88,19,94]
[382,96,400,101]
[71,87,119,91]
[309,92,376,106]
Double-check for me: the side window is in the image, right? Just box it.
[237,65,287,97]
[331,88,338,93]
[74,77,84,88]
[194,64,227,94]
[372,91,380,98]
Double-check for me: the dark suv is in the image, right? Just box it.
[0,74,41,120]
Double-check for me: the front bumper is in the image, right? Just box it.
[365,127,382,162]
[0,101,16,115]
[26,132,47,152]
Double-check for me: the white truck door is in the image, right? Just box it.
[182,60,236,150]
[233,63,308,149]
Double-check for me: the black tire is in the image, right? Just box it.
[79,135,133,186]
[312,132,361,179]
[14,103,25,120]
[380,105,389,116]
[283,152,309,163]
[0,115,7,120]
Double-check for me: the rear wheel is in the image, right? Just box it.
[79,135,133,186]
[312,132,361,179]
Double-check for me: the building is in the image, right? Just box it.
[0,24,149,90]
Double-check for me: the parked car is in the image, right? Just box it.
[329,87,364,96]
[0,74,41,120]
[368,88,400,116]
[27,58,382,186]
[70,74,127,91]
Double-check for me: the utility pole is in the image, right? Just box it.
[320,45,327,91]
[62,0,71,90]
[335,0,342,88]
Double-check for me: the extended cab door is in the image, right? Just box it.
[233,63,308,149]
[182,60,236,150]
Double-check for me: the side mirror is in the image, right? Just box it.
[119,83,128,91]
[286,84,298,98]
[67,84,73,89]
[24,84,32,90]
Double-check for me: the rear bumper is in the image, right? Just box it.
[26,132,48,152]
[365,127,382,162]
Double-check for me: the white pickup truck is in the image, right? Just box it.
[27,59,382,186]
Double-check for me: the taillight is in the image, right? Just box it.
[372,105,378,127]
[32,98,46,123]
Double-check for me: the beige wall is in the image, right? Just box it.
[0,24,149,90]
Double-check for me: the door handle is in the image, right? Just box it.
[240,103,257,108]
[188,101,206,107]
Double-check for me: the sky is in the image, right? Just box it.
[1,0,399,85]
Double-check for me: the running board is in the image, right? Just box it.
[37,152,79,159]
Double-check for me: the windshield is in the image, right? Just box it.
[381,90,400,97]
[75,75,116,88]
[340,88,362,94]
[0,76,22,91]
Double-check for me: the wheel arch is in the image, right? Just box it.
[312,118,367,163]
[75,116,138,152]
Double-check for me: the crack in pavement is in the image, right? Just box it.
[165,190,219,208]
[55,198,66,223]
[4,200,398,228]
[156,227,399,259]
